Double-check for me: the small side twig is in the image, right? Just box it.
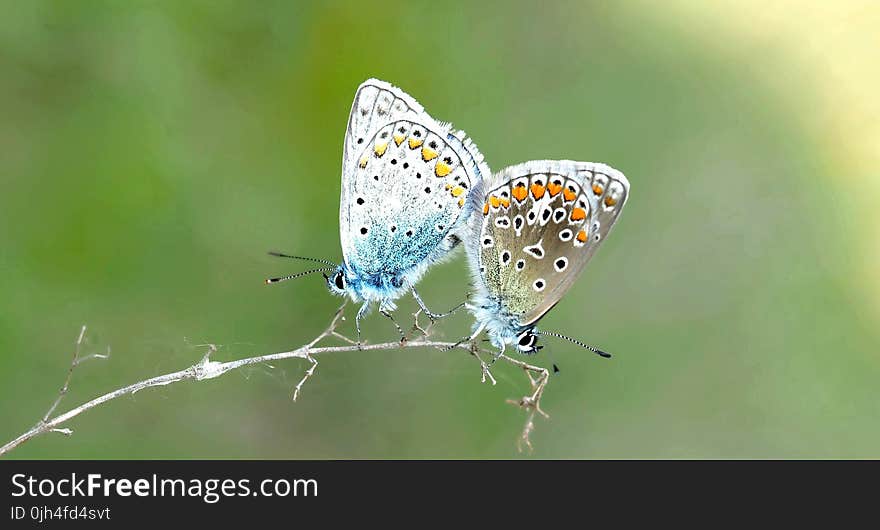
[503,356,551,453]
[292,355,318,402]
[469,343,497,386]
[40,325,108,432]
[290,303,348,401]
[408,308,434,339]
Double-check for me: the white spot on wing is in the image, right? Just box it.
[554,257,568,272]
[494,216,511,229]
[513,215,524,236]
[524,240,545,259]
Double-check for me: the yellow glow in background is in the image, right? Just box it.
[664,0,880,316]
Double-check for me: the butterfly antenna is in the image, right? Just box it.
[265,267,336,285]
[267,251,336,267]
[537,331,611,359]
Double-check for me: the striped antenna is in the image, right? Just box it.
[267,251,336,267]
[537,331,611,359]
[265,267,335,285]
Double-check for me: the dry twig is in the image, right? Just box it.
[0,302,553,456]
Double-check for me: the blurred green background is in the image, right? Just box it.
[2,1,879,458]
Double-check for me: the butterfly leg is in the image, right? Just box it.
[355,302,370,350]
[441,323,495,384]
[410,286,466,322]
[488,342,506,367]
[380,309,406,344]
[441,322,486,353]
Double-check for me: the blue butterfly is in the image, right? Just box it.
[268,79,489,341]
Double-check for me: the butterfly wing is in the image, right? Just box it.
[340,79,489,284]
[472,160,629,326]
[339,79,424,270]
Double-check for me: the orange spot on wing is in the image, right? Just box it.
[435,160,451,177]
[408,138,423,149]
[458,198,465,207]
[374,142,388,157]
[489,196,501,208]
[592,184,603,196]
[570,207,587,221]
[358,156,368,168]
[483,203,490,215]
[451,186,465,197]
[499,198,510,209]
[421,147,438,162]
[530,184,546,199]
[512,185,528,202]
[393,134,405,146]
[562,188,577,202]
[604,196,617,207]
[547,182,562,196]
[576,230,588,242]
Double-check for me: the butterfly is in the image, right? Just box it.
[267,79,490,341]
[463,160,629,360]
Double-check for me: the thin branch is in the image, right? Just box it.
[41,325,90,423]
[0,303,553,457]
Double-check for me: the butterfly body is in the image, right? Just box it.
[465,160,629,354]
[328,79,489,323]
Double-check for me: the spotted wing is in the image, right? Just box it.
[341,81,489,280]
[472,160,629,326]
[341,79,426,180]
[340,79,426,265]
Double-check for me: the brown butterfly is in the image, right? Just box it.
[464,160,629,360]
